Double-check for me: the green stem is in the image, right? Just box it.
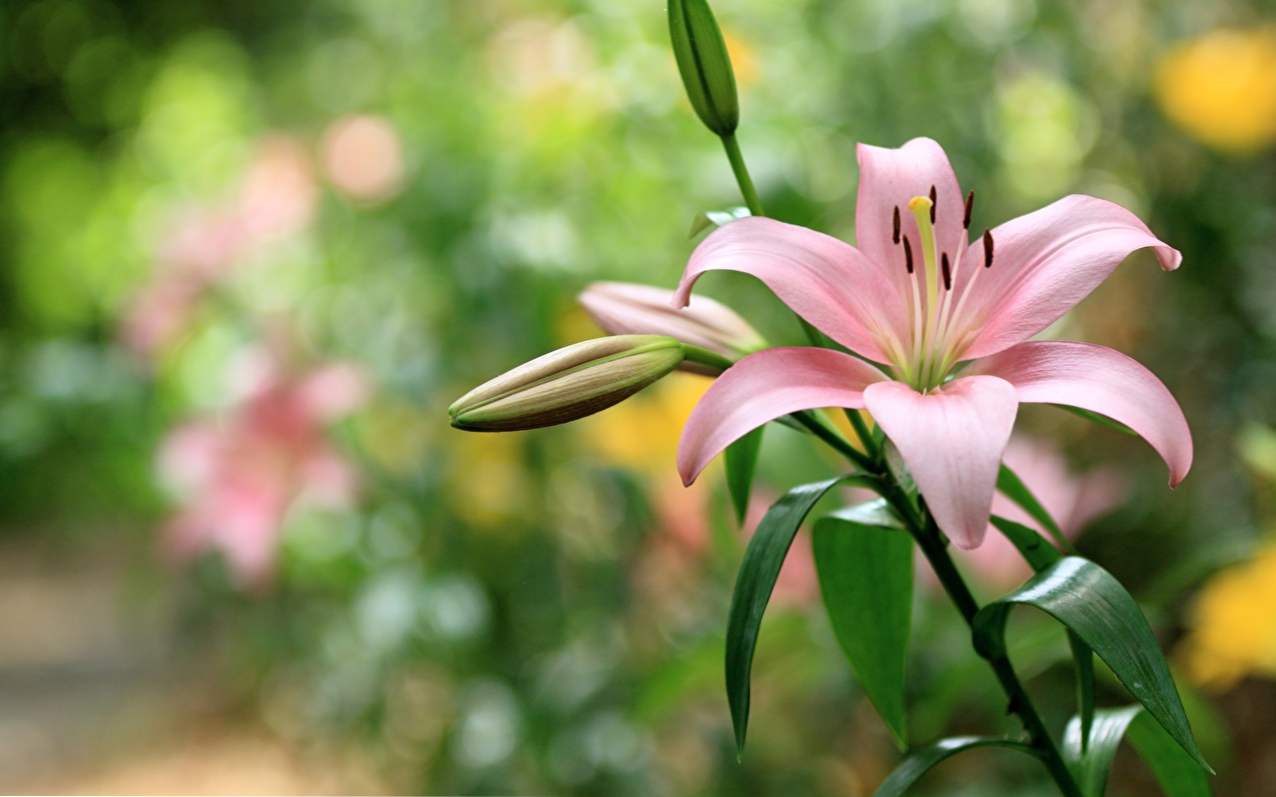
[790,411,874,472]
[869,480,1082,797]
[843,409,878,462]
[682,344,735,373]
[720,132,763,216]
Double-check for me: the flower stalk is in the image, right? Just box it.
[829,452,1085,796]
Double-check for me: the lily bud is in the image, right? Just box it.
[578,282,764,371]
[449,335,684,432]
[668,0,739,137]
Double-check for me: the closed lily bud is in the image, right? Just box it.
[668,0,739,137]
[449,335,685,432]
[579,282,764,369]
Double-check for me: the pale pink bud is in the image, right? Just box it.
[578,281,764,364]
[449,335,684,431]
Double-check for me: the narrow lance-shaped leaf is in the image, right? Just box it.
[997,463,1071,552]
[1063,706,1211,797]
[1054,404,1137,435]
[872,736,1041,797]
[725,475,873,754]
[972,556,1211,772]
[813,500,913,748]
[724,427,764,525]
[990,515,1094,752]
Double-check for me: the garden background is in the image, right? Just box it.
[1,0,1275,793]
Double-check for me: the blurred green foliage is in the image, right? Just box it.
[3,0,1276,794]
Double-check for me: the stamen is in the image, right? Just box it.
[941,252,952,290]
[983,229,994,268]
[928,185,937,223]
[902,235,914,274]
[892,206,901,244]
[963,191,974,229]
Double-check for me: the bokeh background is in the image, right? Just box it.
[2,0,1275,793]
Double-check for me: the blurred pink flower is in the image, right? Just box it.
[321,115,405,203]
[123,136,318,356]
[953,436,1125,591]
[159,353,368,588]
[235,135,318,242]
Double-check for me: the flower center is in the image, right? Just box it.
[891,187,994,391]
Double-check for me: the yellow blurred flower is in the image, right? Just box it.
[1179,543,1276,689]
[578,372,710,475]
[1156,27,1276,154]
[445,430,530,531]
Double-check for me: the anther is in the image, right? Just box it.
[902,235,914,274]
[941,252,952,290]
[892,206,901,244]
[963,191,974,229]
[928,185,937,223]
[982,229,994,268]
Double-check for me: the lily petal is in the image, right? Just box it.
[973,341,1192,486]
[856,137,966,283]
[962,195,1182,360]
[677,347,887,485]
[864,376,1018,549]
[676,217,906,364]
[579,281,765,358]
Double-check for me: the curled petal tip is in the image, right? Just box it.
[1158,243,1184,271]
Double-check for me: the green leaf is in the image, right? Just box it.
[990,516,1093,751]
[813,505,913,748]
[724,427,764,525]
[1054,404,1137,435]
[1064,706,1211,796]
[997,464,1071,551]
[990,515,1063,571]
[689,205,751,238]
[1127,710,1214,795]
[1069,630,1096,755]
[972,557,1211,773]
[872,736,1040,797]
[725,475,869,754]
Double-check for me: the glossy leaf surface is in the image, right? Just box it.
[972,557,1209,772]
[873,736,1040,797]
[813,504,913,747]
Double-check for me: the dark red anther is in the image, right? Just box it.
[903,236,914,274]
[928,185,937,223]
[892,205,901,244]
[941,252,952,290]
[982,229,994,268]
[963,190,974,229]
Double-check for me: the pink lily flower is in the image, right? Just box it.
[675,137,1192,549]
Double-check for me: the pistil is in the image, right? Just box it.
[907,194,942,388]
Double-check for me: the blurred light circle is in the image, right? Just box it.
[321,114,405,203]
[454,681,521,769]
[1156,28,1276,155]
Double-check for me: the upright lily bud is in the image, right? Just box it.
[578,282,764,369]
[668,0,739,137]
[449,335,684,432]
